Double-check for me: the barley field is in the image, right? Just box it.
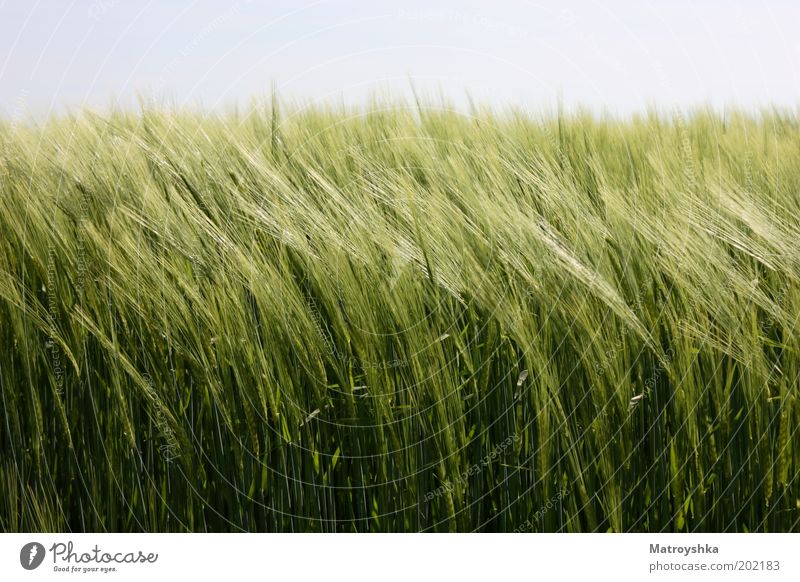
[0,101,798,532]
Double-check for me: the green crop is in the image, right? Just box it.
[0,101,798,532]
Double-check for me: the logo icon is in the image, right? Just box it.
[20,542,46,570]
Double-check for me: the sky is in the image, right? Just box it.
[1,0,799,117]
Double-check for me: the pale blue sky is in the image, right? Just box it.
[1,0,798,117]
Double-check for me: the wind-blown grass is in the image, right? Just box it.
[0,101,798,532]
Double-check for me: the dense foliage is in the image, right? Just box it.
[1,103,798,531]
